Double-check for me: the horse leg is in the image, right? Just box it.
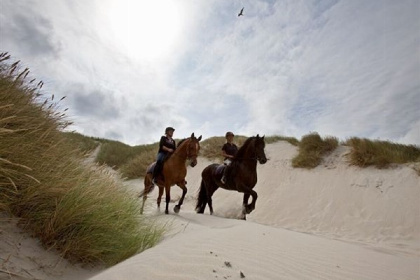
[157,186,164,209]
[245,190,258,214]
[164,185,171,214]
[174,183,187,213]
[207,183,219,215]
[241,193,250,220]
[140,195,146,214]
[196,180,208,214]
[207,195,214,215]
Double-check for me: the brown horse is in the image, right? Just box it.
[196,135,267,220]
[140,133,202,214]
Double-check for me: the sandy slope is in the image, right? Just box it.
[93,142,420,280]
[90,212,419,280]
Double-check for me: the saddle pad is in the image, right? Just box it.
[214,164,226,177]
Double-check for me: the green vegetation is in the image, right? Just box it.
[346,137,420,168]
[62,131,99,153]
[119,143,158,179]
[292,132,339,168]
[0,53,164,266]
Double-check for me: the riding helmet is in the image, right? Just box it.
[165,127,175,133]
[225,131,234,138]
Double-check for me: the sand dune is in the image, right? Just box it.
[1,141,419,280]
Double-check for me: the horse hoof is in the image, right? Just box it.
[173,205,180,213]
[165,209,169,214]
[245,205,255,214]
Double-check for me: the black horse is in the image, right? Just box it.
[196,135,267,219]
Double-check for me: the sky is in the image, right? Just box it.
[1,0,419,146]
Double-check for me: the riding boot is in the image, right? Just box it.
[152,162,162,185]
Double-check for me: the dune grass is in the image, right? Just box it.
[346,137,420,168]
[292,132,339,168]
[0,53,164,265]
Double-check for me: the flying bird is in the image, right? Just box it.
[238,7,244,17]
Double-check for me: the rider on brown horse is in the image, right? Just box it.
[152,127,176,185]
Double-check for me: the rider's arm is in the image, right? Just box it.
[162,145,174,153]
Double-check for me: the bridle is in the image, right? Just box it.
[173,138,199,161]
[232,139,266,162]
[186,139,199,161]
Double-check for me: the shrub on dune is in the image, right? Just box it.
[292,132,338,168]
[346,137,420,168]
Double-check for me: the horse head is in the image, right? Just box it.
[255,134,267,164]
[186,132,202,167]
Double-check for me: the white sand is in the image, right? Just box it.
[1,141,419,279]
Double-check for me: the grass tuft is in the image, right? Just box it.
[292,132,338,168]
[346,137,420,168]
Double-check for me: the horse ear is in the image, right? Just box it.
[256,134,260,138]
[191,132,195,138]
[197,135,202,141]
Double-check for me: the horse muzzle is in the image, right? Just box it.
[189,158,198,167]
[258,157,267,164]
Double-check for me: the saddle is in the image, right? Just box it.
[147,162,187,185]
[146,154,172,174]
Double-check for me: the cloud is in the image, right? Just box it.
[0,1,61,57]
[1,0,419,146]
[66,83,122,120]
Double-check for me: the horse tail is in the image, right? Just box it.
[195,180,207,214]
[139,173,155,198]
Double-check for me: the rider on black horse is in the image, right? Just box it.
[221,131,238,184]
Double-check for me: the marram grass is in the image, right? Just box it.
[0,53,164,266]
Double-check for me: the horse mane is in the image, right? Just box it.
[177,138,188,147]
[233,136,255,160]
[226,136,256,185]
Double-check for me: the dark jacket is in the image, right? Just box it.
[159,136,176,154]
